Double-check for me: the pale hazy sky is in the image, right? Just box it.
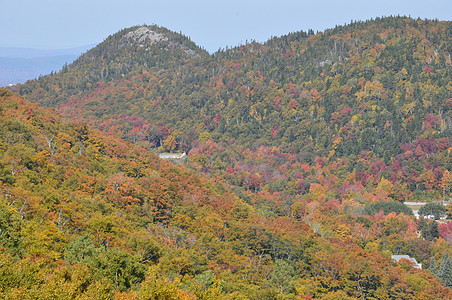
[1,0,450,53]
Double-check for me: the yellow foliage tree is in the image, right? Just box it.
[163,135,177,153]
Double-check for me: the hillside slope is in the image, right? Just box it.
[1,87,451,299]
[13,17,452,203]
[0,88,234,297]
[15,25,208,104]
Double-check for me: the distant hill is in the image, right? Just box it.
[0,45,95,58]
[0,45,94,86]
[0,55,77,86]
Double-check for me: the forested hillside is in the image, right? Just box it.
[14,17,452,202]
[4,16,452,298]
[1,86,451,298]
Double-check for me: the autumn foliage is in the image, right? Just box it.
[2,16,452,298]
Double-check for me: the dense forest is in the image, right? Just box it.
[3,16,452,298]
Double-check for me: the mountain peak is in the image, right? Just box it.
[79,24,206,61]
[122,26,169,46]
[117,25,202,58]
[43,24,208,83]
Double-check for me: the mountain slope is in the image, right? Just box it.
[1,87,451,299]
[13,17,452,201]
[14,25,208,105]
[0,88,235,296]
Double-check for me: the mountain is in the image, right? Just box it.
[4,17,452,297]
[0,45,94,87]
[13,17,452,200]
[13,25,207,95]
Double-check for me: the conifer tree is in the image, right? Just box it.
[428,256,439,276]
[422,221,440,241]
[419,203,447,220]
[439,253,452,288]
[418,218,427,232]
[429,221,440,240]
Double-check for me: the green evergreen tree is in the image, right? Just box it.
[419,203,447,220]
[439,253,452,288]
[428,256,439,276]
[365,201,413,216]
[418,218,427,232]
[429,221,440,240]
[422,221,440,241]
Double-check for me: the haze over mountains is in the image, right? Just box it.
[2,16,452,298]
[0,45,94,87]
